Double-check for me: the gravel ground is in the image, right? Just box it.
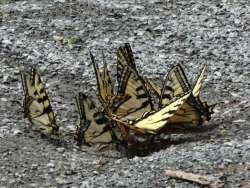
[0,0,250,187]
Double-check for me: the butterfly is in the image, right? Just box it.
[110,44,192,141]
[116,43,215,132]
[20,68,59,135]
[75,92,118,150]
[145,64,216,133]
[110,92,191,138]
[90,48,156,147]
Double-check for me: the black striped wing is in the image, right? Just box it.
[111,92,190,135]
[160,64,191,106]
[114,43,153,120]
[90,52,114,107]
[166,66,211,125]
[21,68,58,135]
[116,43,137,87]
[112,43,155,140]
[145,64,215,128]
[113,65,153,121]
[162,65,214,126]
[145,64,192,106]
[75,92,114,147]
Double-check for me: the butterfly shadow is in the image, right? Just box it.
[127,123,219,158]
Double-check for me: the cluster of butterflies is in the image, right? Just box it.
[20,43,216,154]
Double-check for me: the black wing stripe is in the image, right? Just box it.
[37,95,49,103]
[43,106,53,113]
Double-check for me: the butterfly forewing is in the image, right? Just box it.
[163,65,214,126]
[75,92,114,147]
[91,52,116,111]
[117,43,137,85]
[115,44,153,120]
[133,92,190,132]
[102,61,114,98]
[90,52,107,104]
[113,67,153,121]
[192,66,206,97]
[110,92,190,140]
[144,78,162,99]
[161,65,190,106]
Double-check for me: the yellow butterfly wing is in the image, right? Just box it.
[144,78,162,99]
[75,92,114,147]
[21,68,58,135]
[133,92,190,131]
[116,43,137,85]
[160,64,191,106]
[144,64,190,106]
[163,65,214,126]
[145,64,214,127]
[90,52,107,104]
[102,61,114,99]
[111,92,190,135]
[113,65,153,121]
[192,66,206,97]
[114,44,153,120]
[90,52,118,112]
